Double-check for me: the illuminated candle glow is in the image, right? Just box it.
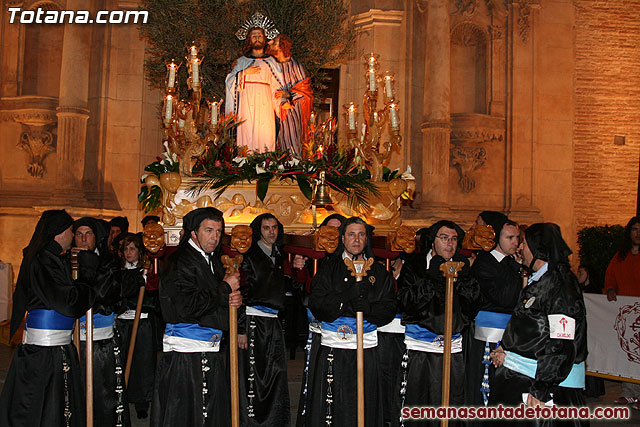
[348,104,356,130]
[384,74,394,99]
[164,95,173,121]
[389,103,399,129]
[210,101,219,127]
[167,62,177,88]
[368,69,376,92]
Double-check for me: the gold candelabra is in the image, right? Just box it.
[343,53,402,182]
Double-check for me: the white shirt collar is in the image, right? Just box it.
[528,262,548,285]
[425,251,433,269]
[490,248,506,263]
[124,261,138,270]
[189,238,210,261]
[342,251,367,261]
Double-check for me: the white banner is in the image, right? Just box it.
[584,293,640,380]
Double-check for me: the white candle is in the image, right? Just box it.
[191,59,199,85]
[348,105,356,130]
[389,104,399,129]
[368,70,376,92]
[211,101,219,127]
[384,75,393,99]
[164,96,173,121]
[190,45,198,57]
[167,63,176,88]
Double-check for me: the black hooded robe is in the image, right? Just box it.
[306,254,396,427]
[151,242,233,427]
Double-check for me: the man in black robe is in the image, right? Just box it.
[0,209,99,427]
[74,216,131,427]
[395,220,480,426]
[152,207,242,427]
[466,215,522,408]
[307,216,396,427]
[489,223,588,427]
[238,213,306,426]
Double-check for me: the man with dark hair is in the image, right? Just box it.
[74,216,131,427]
[396,220,480,425]
[141,215,160,227]
[604,216,640,408]
[0,210,99,426]
[490,223,587,426]
[307,216,396,427]
[152,207,242,427]
[225,20,284,152]
[108,216,129,248]
[467,216,522,408]
[238,213,306,426]
[266,33,313,155]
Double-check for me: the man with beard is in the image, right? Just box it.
[395,220,480,426]
[225,17,285,153]
[466,215,522,408]
[74,216,131,427]
[152,207,243,427]
[307,216,396,427]
[0,210,99,427]
[266,33,313,155]
[237,213,306,426]
[489,223,587,427]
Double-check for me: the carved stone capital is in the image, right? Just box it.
[450,143,487,193]
[0,96,58,126]
[454,0,478,17]
[17,126,57,178]
[488,24,505,40]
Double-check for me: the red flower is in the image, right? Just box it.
[214,160,222,167]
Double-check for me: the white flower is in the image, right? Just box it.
[141,173,149,182]
[401,165,415,180]
[233,157,247,167]
[277,164,285,171]
[256,164,267,174]
[289,157,300,167]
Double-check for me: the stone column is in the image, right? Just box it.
[55,0,91,193]
[420,0,451,208]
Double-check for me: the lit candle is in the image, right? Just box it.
[167,62,177,88]
[190,45,198,57]
[310,111,316,127]
[389,103,399,129]
[347,104,356,131]
[191,59,199,85]
[164,95,173,121]
[210,101,219,127]
[384,73,394,99]
[368,69,377,92]
[367,54,376,70]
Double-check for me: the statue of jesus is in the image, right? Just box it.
[225,13,284,153]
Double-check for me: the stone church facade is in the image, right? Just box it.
[0,0,638,274]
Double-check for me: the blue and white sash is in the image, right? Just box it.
[23,309,75,346]
[321,316,377,349]
[246,305,279,318]
[474,311,512,343]
[503,350,585,389]
[163,323,223,353]
[80,312,115,341]
[404,324,462,353]
[307,308,321,334]
[378,314,405,334]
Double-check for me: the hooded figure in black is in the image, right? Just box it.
[0,210,99,427]
[307,216,396,427]
[152,207,243,427]
[237,213,298,426]
[394,220,480,426]
[489,223,588,427]
[296,213,346,427]
[466,216,523,409]
[73,216,133,427]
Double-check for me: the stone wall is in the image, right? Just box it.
[573,0,640,233]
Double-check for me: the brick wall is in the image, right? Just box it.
[573,0,640,233]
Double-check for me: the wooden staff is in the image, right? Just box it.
[86,307,94,427]
[124,258,152,386]
[226,224,252,427]
[357,311,365,427]
[439,261,464,427]
[71,251,80,357]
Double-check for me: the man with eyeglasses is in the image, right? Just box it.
[395,220,480,425]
